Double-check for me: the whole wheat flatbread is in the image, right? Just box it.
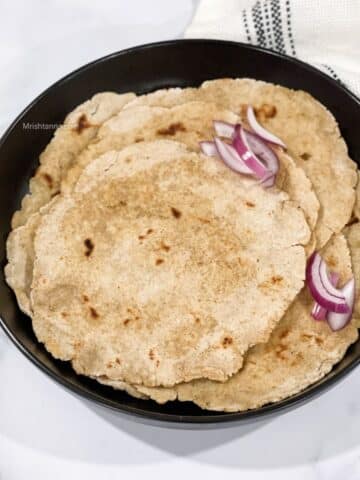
[29,140,309,387]
[12,92,135,228]
[94,376,148,400]
[101,233,359,411]
[62,101,319,243]
[345,222,360,328]
[5,78,357,410]
[6,89,320,313]
[353,172,360,221]
[5,101,317,331]
[5,201,55,315]
[124,79,357,248]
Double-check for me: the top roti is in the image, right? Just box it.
[29,140,309,387]
[125,78,358,248]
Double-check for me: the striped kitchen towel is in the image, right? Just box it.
[185,0,360,96]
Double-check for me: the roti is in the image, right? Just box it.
[5,101,318,318]
[100,233,359,411]
[124,79,358,248]
[11,91,135,229]
[28,140,309,387]
[62,101,319,246]
[5,77,358,411]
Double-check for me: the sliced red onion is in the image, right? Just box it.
[214,137,254,175]
[312,272,339,320]
[213,120,235,139]
[247,106,286,148]
[232,125,270,180]
[327,278,355,331]
[245,130,279,175]
[319,259,347,301]
[259,174,276,188]
[200,141,217,156]
[306,253,349,313]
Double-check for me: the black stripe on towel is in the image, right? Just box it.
[242,8,252,43]
[285,0,296,55]
[271,0,286,54]
[264,0,274,49]
[252,1,267,48]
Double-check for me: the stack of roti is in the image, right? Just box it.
[5,79,360,411]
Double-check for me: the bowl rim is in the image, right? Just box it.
[1,38,359,425]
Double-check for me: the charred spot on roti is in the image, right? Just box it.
[279,328,290,340]
[255,104,277,119]
[115,358,121,365]
[82,295,89,302]
[135,136,144,143]
[171,207,182,219]
[74,113,91,134]
[301,333,312,341]
[290,352,304,366]
[155,258,164,265]
[222,336,233,348]
[196,216,211,224]
[42,173,53,189]
[275,343,288,360]
[138,228,153,241]
[160,242,171,252]
[326,255,337,268]
[157,122,186,136]
[84,238,94,257]
[89,306,99,319]
[259,275,284,290]
[300,152,311,160]
[149,349,155,360]
[123,319,130,326]
[245,201,256,208]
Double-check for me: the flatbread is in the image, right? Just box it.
[5,201,55,315]
[125,79,357,248]
[29,140,309,387]
[94,376,148,400]
[104,233,359,411]
[345,222,360,327]
[6,93,319,314]
[353,172,360,221]
[5,101,317,337]
[62,101,319,242]
[12,92,135,228]
[6,78,357,411]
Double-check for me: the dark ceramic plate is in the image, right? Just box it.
[1,40,359,427]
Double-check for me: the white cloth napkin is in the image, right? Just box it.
[185,0,360,96]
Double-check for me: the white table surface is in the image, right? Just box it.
[1,1,360,479]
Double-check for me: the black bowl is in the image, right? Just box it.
[1,39,359,427]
